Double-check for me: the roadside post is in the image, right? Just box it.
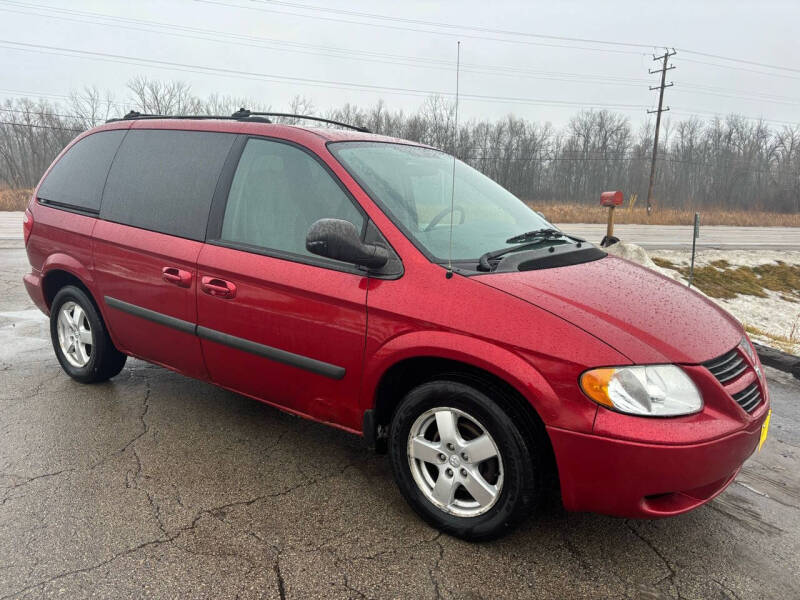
[689,212,700,288]
[600,190,624,247]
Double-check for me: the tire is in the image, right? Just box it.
[50,285,127,383]
[389,379,539,541]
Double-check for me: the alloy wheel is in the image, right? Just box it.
[407,407,504,517]
[56,301,93,368]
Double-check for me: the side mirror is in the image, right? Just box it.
[306,218,389,270]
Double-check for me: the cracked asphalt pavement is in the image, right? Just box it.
[1,247,799,599]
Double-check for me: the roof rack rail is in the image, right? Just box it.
[106,109,370,133]
[106,110,271,124]
[230,109,370,133]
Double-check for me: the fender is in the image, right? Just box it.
[41,252,95,291]
[39,254,124,349]
[362,330,560,424]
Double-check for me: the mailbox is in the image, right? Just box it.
[600,190,624,207]
[599,190,624,247]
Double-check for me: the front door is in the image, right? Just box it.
[196,137,369,431]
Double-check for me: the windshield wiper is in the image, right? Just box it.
[505,228,563,244]
[478,229,583,272]
[477,240,552,272]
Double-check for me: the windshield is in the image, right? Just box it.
[329,142,553,262]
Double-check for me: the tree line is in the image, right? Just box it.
[1,77,798,213]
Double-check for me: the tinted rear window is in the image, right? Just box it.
[101,129,236,240]
[37,130,127,212]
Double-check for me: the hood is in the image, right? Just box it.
[476,255,742,364]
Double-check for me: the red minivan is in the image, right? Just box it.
[22,112,771,540]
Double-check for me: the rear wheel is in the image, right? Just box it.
[50,285,127,383]
[389,379,538,541]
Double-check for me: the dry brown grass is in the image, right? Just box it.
[651,257,800,300]
[745,324,799,354]
[532,202,800,227]
[2,187,798,228]
[0,189,31,211]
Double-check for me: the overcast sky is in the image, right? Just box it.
[0,0,798,129]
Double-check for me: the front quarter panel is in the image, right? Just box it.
[362,266,630,434]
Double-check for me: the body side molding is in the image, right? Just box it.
[104,296,345,379]
[104,296,195,334]
[196,326,345,380]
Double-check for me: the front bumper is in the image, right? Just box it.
[549,416,763,517]
[550,361,770,518]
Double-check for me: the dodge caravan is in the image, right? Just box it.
[22,111,771,540]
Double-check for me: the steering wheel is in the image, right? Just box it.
[424,205,466,232]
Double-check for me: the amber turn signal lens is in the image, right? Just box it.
[579,368,617,408]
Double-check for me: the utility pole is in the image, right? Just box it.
[645,48,676,215]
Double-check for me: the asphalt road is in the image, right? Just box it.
[2,247,800,599]
[3,211,800,250]
[556,223,800,250]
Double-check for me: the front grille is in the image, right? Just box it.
[704,346,764,413]
[703,348,748,384]
[732,382,763,413]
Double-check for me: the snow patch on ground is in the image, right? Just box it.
[608,242,800,355]
[713,290,800,354]
[605,242,684,282]
[651,248,800,268]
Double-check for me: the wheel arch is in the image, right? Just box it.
[363,332,559,454]
[40,254,96,310]
[39,259,116,347]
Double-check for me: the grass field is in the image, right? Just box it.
[650,252,800,354]
[651,257,800,301]
[534,202,800,227]
[0,189,30,211]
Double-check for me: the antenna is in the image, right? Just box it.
[446,41,461,279]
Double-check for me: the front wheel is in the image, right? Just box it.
[389,380,538,541]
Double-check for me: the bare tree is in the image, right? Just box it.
[1,78,798,215]
[69,86,117,128]
[0,98,80,188]
[126,77,202,115]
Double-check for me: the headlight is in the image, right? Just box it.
[580,365,703,417]
[740,336,763,379]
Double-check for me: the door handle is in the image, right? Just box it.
[162,267,192,288]
[201,276,237,299]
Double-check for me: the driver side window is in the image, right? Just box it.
[220,138,364,259]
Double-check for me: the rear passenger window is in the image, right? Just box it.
[101,130,236,241]
[38,130,126,212]
[219,138,364,259]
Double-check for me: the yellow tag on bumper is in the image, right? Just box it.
[758,410,771,451]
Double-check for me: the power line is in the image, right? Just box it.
[2,85,796,134]
[4,2,799,109]
[0,88,134,111]
[0,39,653,112]
[219,0,800,74]
[0,106,91,119]
[0,0,647,67]
[0,2,651,88]
[674,83,800,106]
[196,0,648,56]
[251,0,659,49]
[682,58,800,82]
[670,109,799,127]
[0,120,82,131]
[677,49,800,75]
